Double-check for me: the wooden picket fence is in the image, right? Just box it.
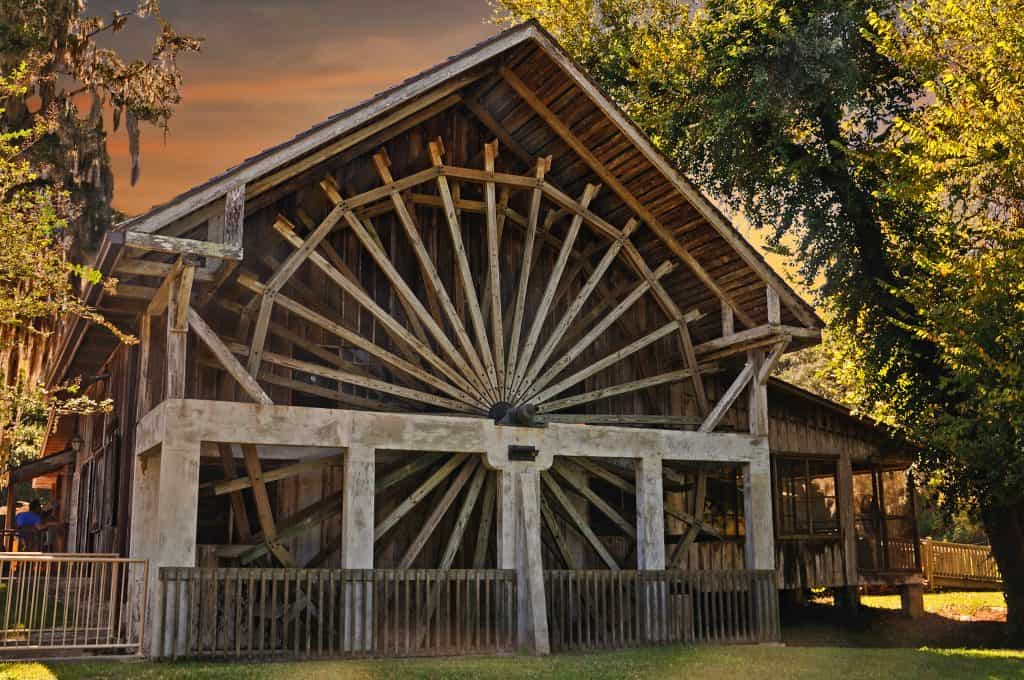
[156,568,517,659]
[544,570,780,651]
[920,540,1001,590]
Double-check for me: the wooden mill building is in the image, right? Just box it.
[29,21,922,657]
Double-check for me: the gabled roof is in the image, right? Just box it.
[117,20,821,335]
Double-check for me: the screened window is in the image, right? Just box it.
[774,457,839,537]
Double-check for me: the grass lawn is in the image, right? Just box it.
[0,591,1017,679]
[2,646,1023,680]
[860,590,1006,617]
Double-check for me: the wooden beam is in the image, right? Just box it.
[209,454,344,497]
[472,474,496,568]
[539,496,578,569]
[540,471,618,569]
[376,454,445,493]
[694,324,819,357]
[235,274,481,411]
[328,188,492,404]
[506,157,550,387]
[622,242,709,414]
[539,414,702,427]
[272,217,483,409]
[529,320,683,403]
[529,261,676,396]
[516,217,636,399]
[164,264,195,400]
[371,154,492,398]
[698,362,754,433]
[551,461,636,539]
[429,138,498,392]
[766,287,781,325]
[758,336,791,385]
[116,230,242,261]
[538,364,717,414]
[398,456,479,568]
[722,300,735,337]
[240,346,470,412]
[482,140,506,396]
[223,184,245,249]
[669,470,707,567]
[511,183,600,396]
[438,462,488,568]
[461,97,533,167]
[375,454,469,541]
[135,312,151,422]
[241,444,296,567]
[217,444,252,544]
[236,491,344,564]
[188,306,273,405]
[497,65,755,328]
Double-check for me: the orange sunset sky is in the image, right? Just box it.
[96,0,810,298]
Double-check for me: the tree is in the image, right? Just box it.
[0,0,202,250]
[0,3,200,467]
[494,0,1024,635]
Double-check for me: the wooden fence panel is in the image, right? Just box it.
[157,568,517,659]
[543,569,779,652]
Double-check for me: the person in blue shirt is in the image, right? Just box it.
[15,500,49,550]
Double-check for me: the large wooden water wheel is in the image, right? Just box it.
[206,136,726,568]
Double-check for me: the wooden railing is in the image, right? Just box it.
[0,553,147,654]
[156,568,517,659]
[920,540,1001,590]
[544,570,780,652]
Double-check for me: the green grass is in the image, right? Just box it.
[860,591,1006,616]
[3,646,1024,680]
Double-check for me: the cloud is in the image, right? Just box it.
[106,0,497,216]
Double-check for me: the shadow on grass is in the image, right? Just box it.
[781,600,1014,650]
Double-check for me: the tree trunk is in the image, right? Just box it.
[982,500,1024,641]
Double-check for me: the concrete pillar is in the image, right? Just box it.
[900,583,925,618]
[743,453,776,571]
[635,455,666,570]
[497,468,549,654]
[128,428,201,657]
[127,450,159,652]
[341,445,375,651]
[341,445,374,568]
[635,455,667,640]
[517,471,550,655]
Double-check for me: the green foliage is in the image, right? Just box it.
[494,0,1024,631]
[0,0,202,248]
[0,3,196,469]
[0,66,115,470]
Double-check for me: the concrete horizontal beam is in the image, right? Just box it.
[137,399,767,468]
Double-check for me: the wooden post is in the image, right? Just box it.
[747,350,769,437]
[165,259,198,400]
[837,451,860,591]
[4,483,15,551]
[517,471,550,654]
